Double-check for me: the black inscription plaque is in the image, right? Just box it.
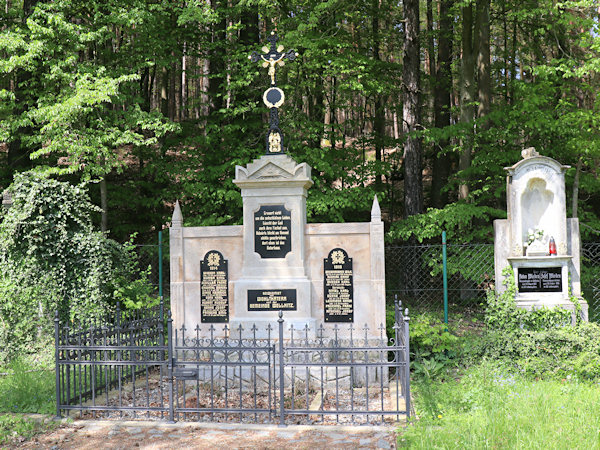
[517,267,562,293]
[248,289,297,311]
[254,205,292,258]
[200,250,229,323]
[324,248,354,322]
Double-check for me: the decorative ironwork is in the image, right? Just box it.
[55,299,410,424]
[249,32,298,155]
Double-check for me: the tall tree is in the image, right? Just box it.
[430,0,454,208]
[458,2,475,201]
[402,0,423,216]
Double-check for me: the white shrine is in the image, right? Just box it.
[494,148,588,319]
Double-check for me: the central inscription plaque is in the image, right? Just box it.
[324,248,353,322]
[517,267,562,293]
[254,205,291,258]
[200,250,229,323]
[248,289,297,311]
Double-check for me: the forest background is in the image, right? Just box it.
[1,0,600,245]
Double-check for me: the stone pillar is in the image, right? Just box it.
[231,154,315,334]
[370,195,387,328]
[169,201,184,327]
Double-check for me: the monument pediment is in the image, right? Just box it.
[504,155,569,176]
[234,154,313,187]
[251,162,293,180]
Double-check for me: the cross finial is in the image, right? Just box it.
[249,32,298,155]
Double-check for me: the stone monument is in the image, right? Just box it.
[169,33,386,339]
[494,148,588,319]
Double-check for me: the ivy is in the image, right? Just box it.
[0,172,154,362]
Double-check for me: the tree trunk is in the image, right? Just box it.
[373,0,385,191]
[403,0,423,216]
[100,177,108,233]
[458,3,475,201]
[430,0,454,208]
[161,66,169,117]
[208,7,226,116]
[182,42,187,120]
[572,156,582,218]
[476,0,491,124]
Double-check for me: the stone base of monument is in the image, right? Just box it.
[184,366,389,392]
[507,255,589,322]
[514,297,588,322]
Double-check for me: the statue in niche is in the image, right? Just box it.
[521,178,554,248]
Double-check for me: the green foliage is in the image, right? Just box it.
[386,202,504,244]
[410,313,458,356]
[0,0,178,180]
[485,267,573,332]
[477,267,600,380]
[0,360,55,414]
[405,311,459,380]
[0,172,155,361]
[401,362,600,449]
[112,236,159,310]
[0,414,59,446]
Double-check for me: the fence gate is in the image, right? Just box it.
[171,324,277,422]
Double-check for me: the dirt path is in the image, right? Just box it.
[17,420,398,449]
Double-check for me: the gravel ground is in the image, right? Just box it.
[15,419,399,449]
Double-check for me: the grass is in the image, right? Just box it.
[399,362,600,449]
[0,359,55,414]
[0,414,59,446]
[0,358,57,445]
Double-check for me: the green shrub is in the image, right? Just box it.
[0,360,55,414]
[0,172,156,362]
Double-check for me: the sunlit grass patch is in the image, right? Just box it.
[400,363,600,449]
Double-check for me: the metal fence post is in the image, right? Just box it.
[278,311,285,426]
[54,311,61,419]
[404,308,411,418]
[158,230,163,301]
[167,310,175,423]
[442,231,449,327]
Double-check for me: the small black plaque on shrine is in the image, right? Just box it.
[254,205,292,259]
[517,267,562,293]
[200,250,229,323]
[324,248,353,322]
[248,289,297,311]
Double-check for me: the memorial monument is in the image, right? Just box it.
[494,148,588,319]
[169,33,386,339]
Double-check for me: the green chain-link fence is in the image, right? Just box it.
[137,232,599,322]
[385,240,600,323]
[134,231,169,298]
[385,243,494,316]
[581,243,600,323]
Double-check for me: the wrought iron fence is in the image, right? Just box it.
[54,303,169,419]
[55,300,410,425]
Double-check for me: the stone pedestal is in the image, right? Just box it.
[231,154,315,337]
